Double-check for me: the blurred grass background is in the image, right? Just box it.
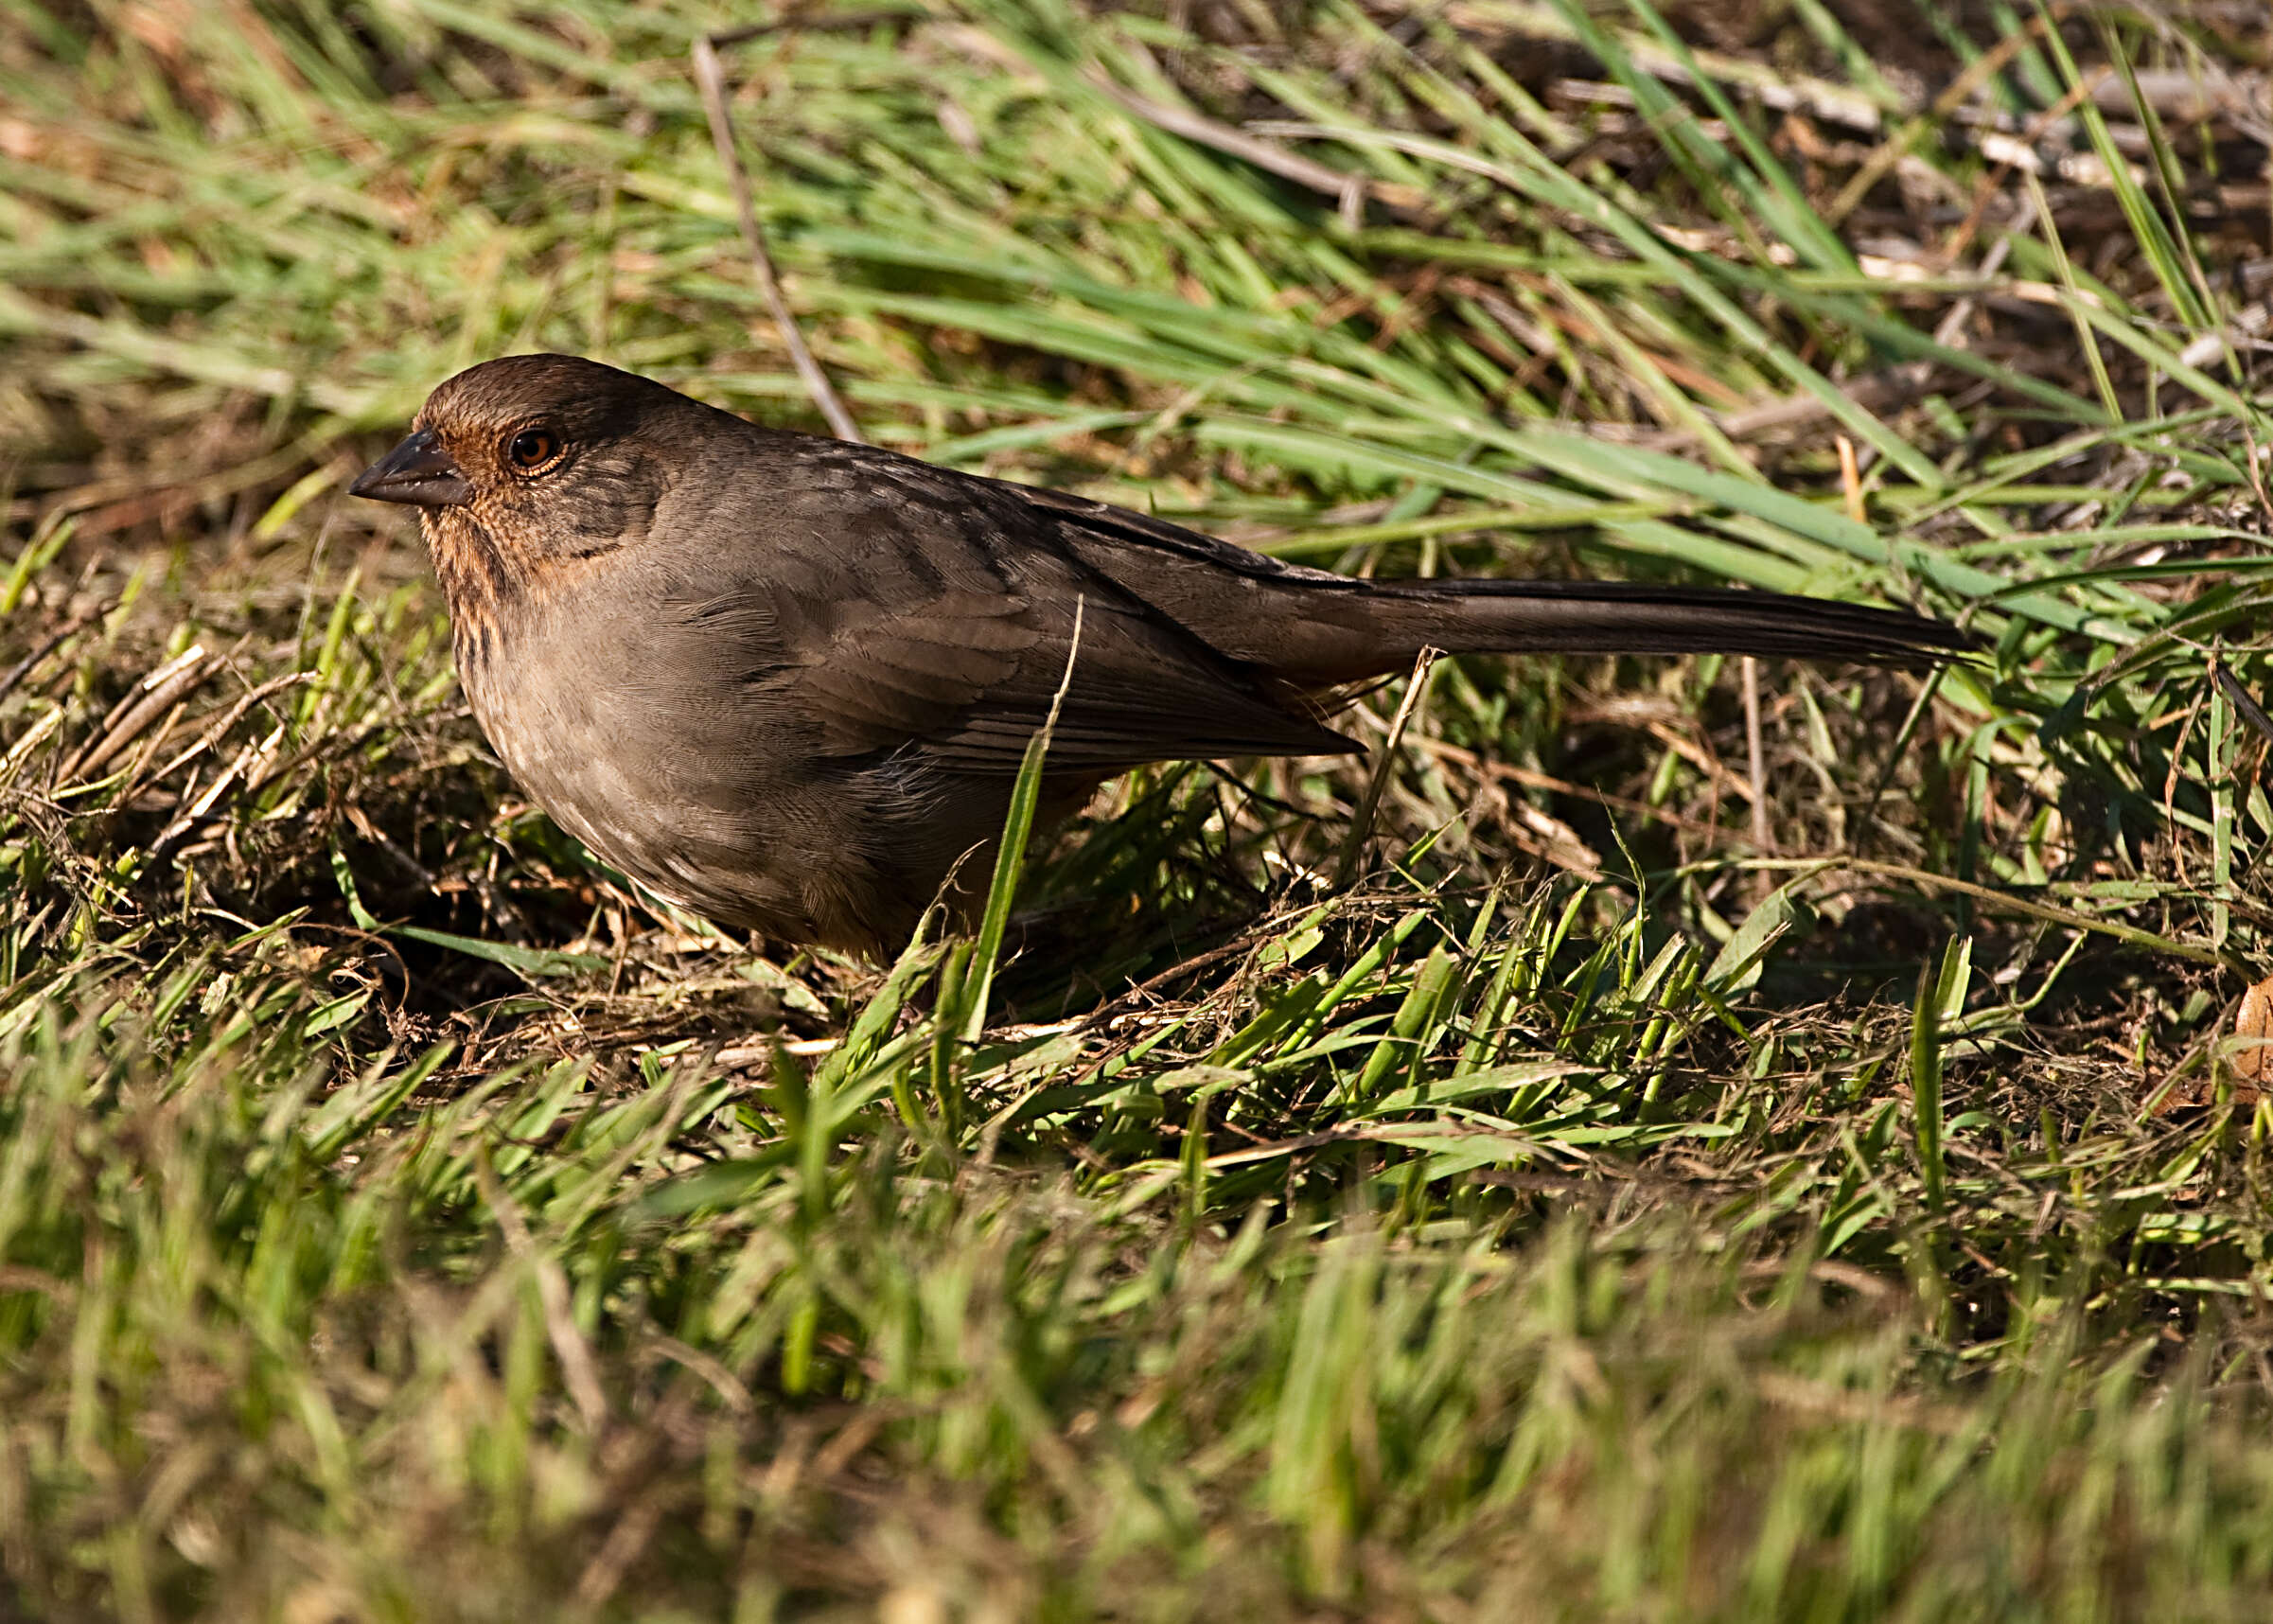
[4,0,2273,1617]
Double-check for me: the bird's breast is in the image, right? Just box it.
[447,589,819,931]
[455,601,663,855]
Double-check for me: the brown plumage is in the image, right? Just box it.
[350,354,1976,959]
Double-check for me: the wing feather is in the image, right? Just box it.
[655,492,1354,778]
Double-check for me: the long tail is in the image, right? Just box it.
[1033,485,1978,678]
[1364,578,1980,670]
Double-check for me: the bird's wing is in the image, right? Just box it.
[1012,484,1362,589]
[659,460,1353,776]
[1005,481,1421,683]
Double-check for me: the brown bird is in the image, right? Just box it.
[351,355,1974,959]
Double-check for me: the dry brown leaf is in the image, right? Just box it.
[2234,977,2273,1090]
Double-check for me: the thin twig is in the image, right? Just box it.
[1081,930,1273,1027]
[691,32,863,443]
[1835,437,1866,524]
[1090,79,1424,221]
[2213,655,2273,749]
[1718,176,2037,444]
[150,723,282,860]
[1741,656,1771,855]
[140,669,314,791]
[55,644,213,786]
[1443,0,1889,130]
[1416,737,1725,838]
[1744,856,2239,969]
[1335,647,1440,890]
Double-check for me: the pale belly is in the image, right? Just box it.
[450,613,926,951]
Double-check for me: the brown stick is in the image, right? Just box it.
[1092,81,1429,223]
[1335,647,1440,889]
[691,32,864,443]
[1741,656,1771,854]
[55,644,213,786]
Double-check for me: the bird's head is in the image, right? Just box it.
[350,354,709,607]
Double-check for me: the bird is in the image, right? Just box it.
[350,354,1976,960]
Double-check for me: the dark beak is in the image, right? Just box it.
[350,429,472,508]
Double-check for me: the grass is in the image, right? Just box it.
[3,0,2273,1616]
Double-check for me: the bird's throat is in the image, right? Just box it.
[420,509,531,663]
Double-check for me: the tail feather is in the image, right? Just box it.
[1371,578,1981,670]
[1040,492,1977,679]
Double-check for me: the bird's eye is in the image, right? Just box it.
[506,428,561,471]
